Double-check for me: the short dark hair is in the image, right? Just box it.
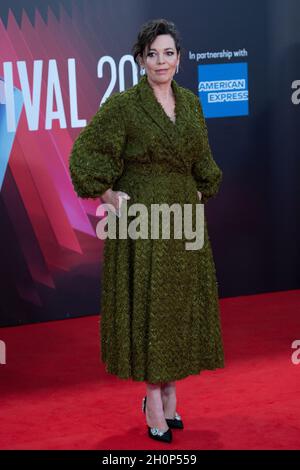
[132,18,181,65]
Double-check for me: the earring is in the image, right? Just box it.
[176,63,179,74]
[140,66,146,76]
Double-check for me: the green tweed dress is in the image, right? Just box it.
[69,75,225,383]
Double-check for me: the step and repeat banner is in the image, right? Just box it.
[0,0,299,326]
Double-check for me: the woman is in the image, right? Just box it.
[69,19,225,443]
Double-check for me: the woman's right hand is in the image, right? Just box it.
[197,190,202,202]
[101,188,130,216]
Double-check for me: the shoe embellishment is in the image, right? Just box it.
[150,427,167,437]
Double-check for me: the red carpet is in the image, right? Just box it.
[1,289,300,450]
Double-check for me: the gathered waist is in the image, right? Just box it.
[122,161,192,177]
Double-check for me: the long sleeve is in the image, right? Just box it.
[191,94,223,204]
[69,94,126,199]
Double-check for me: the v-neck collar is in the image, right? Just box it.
[136,74,193,170]
[137,74,182,134]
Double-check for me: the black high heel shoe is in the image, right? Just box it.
[165,412,184,429]
[162,395,184,429]
[142,396,172,443]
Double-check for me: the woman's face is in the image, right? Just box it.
[139,34,180,85]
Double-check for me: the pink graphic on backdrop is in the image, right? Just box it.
[0,4,107,313]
